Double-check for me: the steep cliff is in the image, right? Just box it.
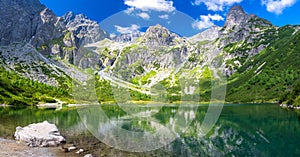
[0,0,106,85]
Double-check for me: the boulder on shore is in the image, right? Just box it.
[14,121,65,147]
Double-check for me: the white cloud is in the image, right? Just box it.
[124,0,175,12]
[262,0,296,14]
[137,12,150,20]
[159,14,169,19]
[114,24,141,34]
[124,7,135,14]
[208,14,224,21]
[192,0,243,11]
[192,14,224,30]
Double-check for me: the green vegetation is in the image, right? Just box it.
[226,27,300,103]
[201,66,213,79]
[122,44,139,54]
[0,68,71,106]
[95,76,151,103]
[131,70,157,85]
[95,78,114,102]
[188,53,197,62]
[279,80,300,106]
[196,40,210,48]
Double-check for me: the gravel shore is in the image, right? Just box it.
[0,138,62,157]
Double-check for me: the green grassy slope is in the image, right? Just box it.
[226,27,300,103]
[0,68,71,106]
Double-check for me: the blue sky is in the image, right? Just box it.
[40,0,300,36]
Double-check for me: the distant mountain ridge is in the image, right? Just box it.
[92,5,299,103]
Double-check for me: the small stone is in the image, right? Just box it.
[68,146,76,152]
[61,144,75,152]
[76,149,84,154]
[84,154,93,157]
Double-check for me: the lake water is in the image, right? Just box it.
[0,103,300,156]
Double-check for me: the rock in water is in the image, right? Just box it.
[14,121,65,147]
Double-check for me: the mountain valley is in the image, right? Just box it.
[0,0,299,106]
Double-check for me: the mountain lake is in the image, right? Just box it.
[0,103,299,156]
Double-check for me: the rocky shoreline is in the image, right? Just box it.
[280,104,300,110]
[0,121,94,157]
[0,138,60,157]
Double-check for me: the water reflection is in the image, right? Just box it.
[77,104,200,152]
[1,104,300,156]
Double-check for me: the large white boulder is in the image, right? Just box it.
[14,121,65,147]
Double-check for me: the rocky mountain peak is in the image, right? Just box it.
[223,5,273,33]
[146,24,170,34]
[31,7,64,47]
[63,13,107,45]
[63,11,75,23]
[224,5,250,30]
[142,24,178,47]
[40,8,57,24]
[228,5,245,15]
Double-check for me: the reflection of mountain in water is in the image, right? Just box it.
[168,124,266,156]
[1,104,300,156]
[77,104,273,156]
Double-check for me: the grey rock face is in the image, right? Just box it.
[188,26,220,43]
[222,5,272,41]
[0,0,45,45]
[224,5,250,30]
[63,12,107,45]
[142,24,178,48]
[32,8,65,47]
[0,0,107,47]
[114,31,142,43]
[15,121,65,147]
[0,43,64,86]
[0,0,67,47]
[0,0,106,71]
